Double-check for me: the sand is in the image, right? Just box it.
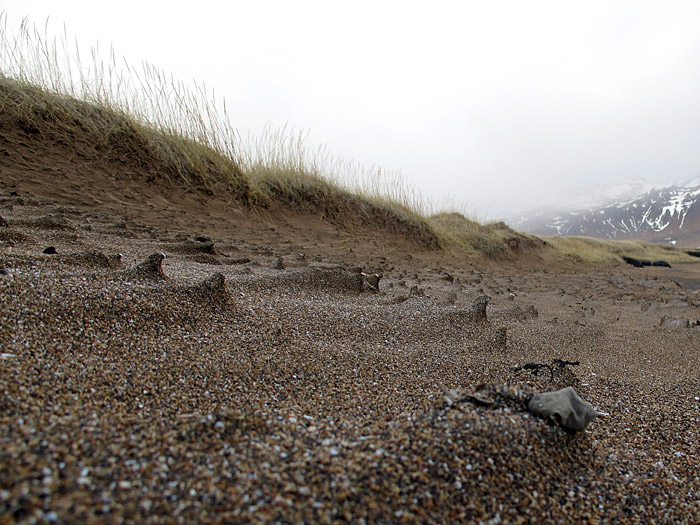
[1,177,700,523]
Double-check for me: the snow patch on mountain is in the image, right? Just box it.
[509,181,700,246]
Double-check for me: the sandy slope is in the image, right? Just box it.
[1,171,700,523]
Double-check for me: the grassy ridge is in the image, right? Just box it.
[1,77,249,196]
[546,236,699,265]
[1,14,698,264]
[0,72,441,249]
[429,213,547,258]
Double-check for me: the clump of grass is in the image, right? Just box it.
[429,212,546,258]
[239,124,431,216]
[0,76,248,196]
[233,124,440,246]
[1,15,248,196]
[546,236,698,265]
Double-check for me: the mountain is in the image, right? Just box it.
[510,182,700,248]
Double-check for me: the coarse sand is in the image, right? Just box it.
[1,175,700,523]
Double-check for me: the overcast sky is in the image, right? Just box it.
[5,1,700,218]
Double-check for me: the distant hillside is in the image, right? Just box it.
[511,183,700,248]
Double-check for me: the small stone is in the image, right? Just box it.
[465,391,495,406]
[528,386,601,432]
[43,246,57,254]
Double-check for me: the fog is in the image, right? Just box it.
[5,1,700,218]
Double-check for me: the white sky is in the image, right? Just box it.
[4,1,700,218]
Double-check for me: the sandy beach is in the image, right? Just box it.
[1,171,699,523]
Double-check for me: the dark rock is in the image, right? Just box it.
[0,216,7,227]
[195,236,212,243]
[687,250,700,258]
[622,256,651,268]
[652,260,672,268]
[43,246,57,255]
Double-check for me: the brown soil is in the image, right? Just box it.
[1,157,700,523]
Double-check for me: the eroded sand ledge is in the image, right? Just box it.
[1,190,700,523]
